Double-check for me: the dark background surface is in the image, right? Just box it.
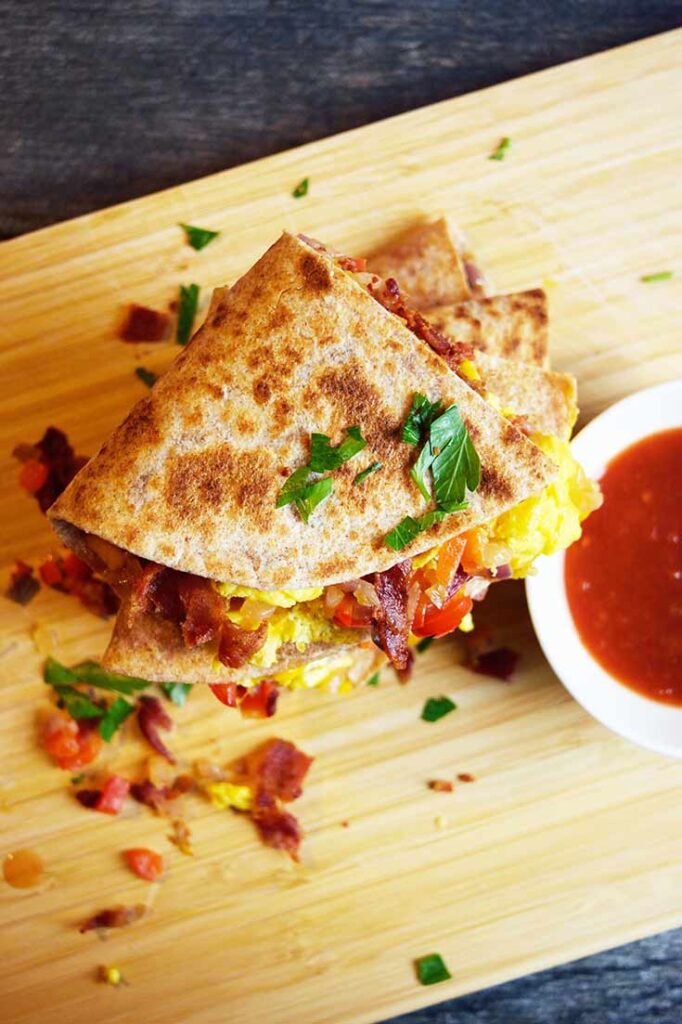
[2,2,681,1022]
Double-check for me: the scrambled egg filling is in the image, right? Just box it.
[482,434,602,577]
[216,584,323,608]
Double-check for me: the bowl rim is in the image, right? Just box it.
[525,379,682,760]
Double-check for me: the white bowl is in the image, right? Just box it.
[526,380,682,759]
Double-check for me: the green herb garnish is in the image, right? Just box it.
[52,684,104,720]
[366,672,380,687]
[416,953,452,985]
[179,223,220,251]
[310,426,367,472]
[70,774,85,785]
[488,136,511,161]
[44,657,150,695]
[161,682,192,707]
[416,636,435,654]
[276,426,367,521]
[98,697,134,742]
[176,283,200,346]
[135,366,158,388]
[402,394,443,446]
[384,510,447,552]
[353,461,382,487]
[641,271,673,283]
[292,177,310,198]
[421,696,457,722]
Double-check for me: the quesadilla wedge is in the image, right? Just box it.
[49,232,565,685]
[425,291,550,368]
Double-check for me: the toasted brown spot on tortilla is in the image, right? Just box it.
[299,253,333,292]
[166,445,275,529]
[478,466,513,503]
[253,377,272,405]
[316,362,387,446]
[273,398,293,431]
[268,304,294,330]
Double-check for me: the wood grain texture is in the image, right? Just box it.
[1,29,682,1024]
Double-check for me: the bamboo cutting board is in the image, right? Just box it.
[1,29,681,1024]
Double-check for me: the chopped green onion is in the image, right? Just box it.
[44,657,151,695]
[421,696,457,722]
[176,283,200,346]
[161,682,192,707]
[292,177,310,198]
[416,637,434,654]
[179,223,220,251]
[488,136,511,161]
[52,684,103,720]
[366,672,380,687]
[98,697,134,741]
[640,271,673,283]
[415,953,452,985]
[353,461,382,486]
[135,366,157,388]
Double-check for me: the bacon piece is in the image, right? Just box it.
[372,559,412,670]
[79,904,145,934]
[13,427,88,512]
[177,576,225,648]
[242,738,313,810]
[336,255,367,273]
[39,552,119,618]
[428,779,454,792]
[253,808,303,861]
[394,646,415,684]
[5,560,40,606]
[119,304,170,343]
[137,696,175,763]
[217,618,267,669]
[470,646,520,682]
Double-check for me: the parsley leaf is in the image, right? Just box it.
[276,465,313,509]
[176,283,200,346]
[292,177,310,198]
[99,697,134,741]
[51,684,104,720]
[430,405,480,511]
[402,394,443,446]
[411,441,437,502]
[296,477,333,522]
[421,696,457,722]
[44,657,151,695]
[416,953,452,985]
[353,461,382,486]
[135,366,157,388]
[488,136,511,161]
[384,510,446,551]
[366,672,380,687]
[179,223,220,251]
[310,426,367,472]
[161,682,192,707]
[641,271,673,283]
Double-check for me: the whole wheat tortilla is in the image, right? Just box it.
[425,290,550,368]
[49,232,555,591]
[475,352,576,440]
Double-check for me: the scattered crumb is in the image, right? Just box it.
[340,820,349,828]
[434,815,449,831]
[97,965,126,987]
[457,773,476,784]
[168,818,193,856]
[428,780,453,793]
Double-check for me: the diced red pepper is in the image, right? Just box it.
[209,682,239,707]
[42,712,103,770]
[18,458,49,494]
[62,552,91,583]
[412,592,473,639]
[333,593,374,629]
[124,847,164,882]
[39,556,64,587]
[239,680,279,719]
[95,775,130,815]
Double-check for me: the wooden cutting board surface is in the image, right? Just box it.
[1,29,681,1024]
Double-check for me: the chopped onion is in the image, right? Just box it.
[495,563,512,580]
[324,586,346,615]
[465,577,491,602]
[406,580,421,627]
[352,580,380,607]
[238,599,276,630]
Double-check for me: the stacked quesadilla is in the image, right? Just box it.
[48,226,599,697]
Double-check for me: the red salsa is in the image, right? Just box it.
[565,428,682,705]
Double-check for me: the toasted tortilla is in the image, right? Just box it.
[475,352,576,440]
[425,290,550,368]
[102,594,383,684]
[366,217,482,309]
[49,232,555,593]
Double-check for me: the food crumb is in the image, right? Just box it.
[457,773,476,784]
[434,815,449,830]
[428,780,453,793]
[340,819,349,828]
[97,965,124,987]
[168,818,193,856]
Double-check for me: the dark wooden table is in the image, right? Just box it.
[3,2,681,1021]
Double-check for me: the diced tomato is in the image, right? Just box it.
[124,847,164,882]
[461,530,485,574]
[39,556,64,587]
[239,680,279,719]
[62,552,91,583]
[435,536,466,588]
[209,682,239,707]
[42,712,103,770]
[18,459,49,494]
[333,593,374,629]
[95,775,130,815]
[412,592,473,639]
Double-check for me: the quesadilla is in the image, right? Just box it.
[425,291,550,368]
